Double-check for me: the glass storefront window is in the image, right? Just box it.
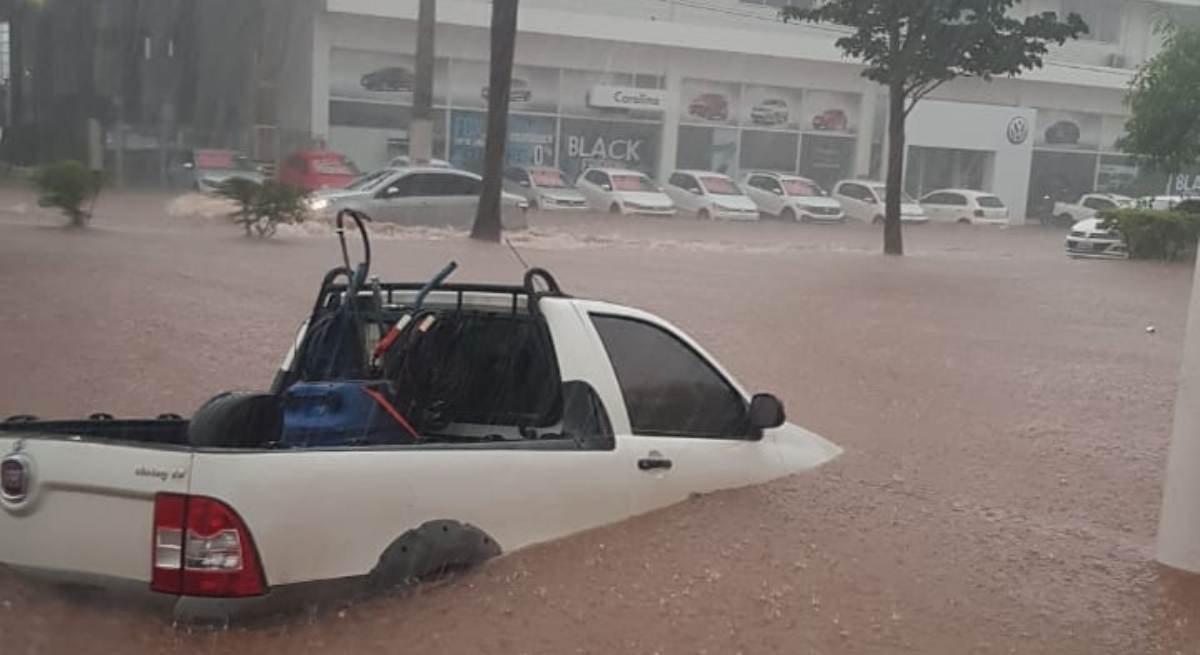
[558,118,661,181]
[449,111,557,174]
[328,101,446,170]
[1027,151,1098,218]
[677,126,738,175]
[799,134,854,191]
[739,130,799,174]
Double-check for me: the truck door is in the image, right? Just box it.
[576,305,786,513]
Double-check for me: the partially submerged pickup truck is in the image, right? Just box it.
[0,216,840,623]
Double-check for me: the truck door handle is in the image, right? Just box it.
[638,457,673,472]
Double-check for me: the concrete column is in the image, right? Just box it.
[856,85,878,178]
[657,61,682,181]
[1158,258,1200,572]
[310,9,331,146]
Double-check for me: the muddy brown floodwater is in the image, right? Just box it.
[3,189,1200,654]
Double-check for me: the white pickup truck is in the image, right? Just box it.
[0,269,840,623]
[1052,193,1134,226]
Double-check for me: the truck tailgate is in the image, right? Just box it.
[0,435,191,583]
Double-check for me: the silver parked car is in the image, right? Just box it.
[175,149,264,192]
[503,166,588,210]
[317,167,529,230]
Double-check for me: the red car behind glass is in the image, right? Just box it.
[812,109,849,132]
[278,150,360,191]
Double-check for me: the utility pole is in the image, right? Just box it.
[410,0,435,162]
[470,0,517,242]
[1158,258,1200,572]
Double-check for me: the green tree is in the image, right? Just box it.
[30,160,104,228]
[1118,24,1200,181]
[783,1,1086,255]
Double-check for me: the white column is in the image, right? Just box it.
[657,61,682,181]
[856,85,878,178]
[311,10,332,146]
[1158,258,1200,572]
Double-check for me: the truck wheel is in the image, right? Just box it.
[873,215,885,225]
[368,520,502,592]
[609,203,622,215]
[697,209,711,221]
[957,217,972,225]
[780,207,797,223]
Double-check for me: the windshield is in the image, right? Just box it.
[699,176,740,195]
[611,174,659,192]
[977,195,1005,208]
[348,169,392,191]
[872,186,916,203]
[530,170,570,189]
[783,179,825,197]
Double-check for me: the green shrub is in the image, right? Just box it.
[1100,208,1200,260]
[249,180,308,237]
[29,161,104,227]
[219,178,307,237]
[214,177,262,227]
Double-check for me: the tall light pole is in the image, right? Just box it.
[1158,257,1200,572]
[410,0,435,162]
[470,0,517,242]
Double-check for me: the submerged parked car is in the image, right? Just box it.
[1065,218,1129,259]
[832,180,928,224]
[175,149,264,193]
[742,172,844,223]
[503,166,588,210]
[576,168,676,216]
[314,167,528,229]
[663,170,759,221]
[919,189,1010,225]
[361,66,413,92]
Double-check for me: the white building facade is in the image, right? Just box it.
[276,0,1200,222]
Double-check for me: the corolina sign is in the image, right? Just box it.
[587,85,667,112]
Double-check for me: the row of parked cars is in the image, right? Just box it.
[505,166,1011,226]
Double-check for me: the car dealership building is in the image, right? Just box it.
[268,0,1200,222]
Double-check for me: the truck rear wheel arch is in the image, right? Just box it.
[367,520,502,592]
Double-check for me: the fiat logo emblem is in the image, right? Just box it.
[1007,116,1030,145]
[1,455,30,503]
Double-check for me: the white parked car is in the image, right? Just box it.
[0,270,841,623]
[742,172,845,223]
[1065,218,1129,259]
[503,166,588,210]
[1052,193,1134,227]
[919,189,1010,225]
[313,167,528,230]
[576,168,676,216]
[663,170,760,221]
[833,180,929,224]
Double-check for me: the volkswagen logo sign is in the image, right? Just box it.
[1007,117,1030,145]
[1,454,31,504]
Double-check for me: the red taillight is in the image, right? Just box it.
[151,493,266,598]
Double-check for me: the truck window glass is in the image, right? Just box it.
[591,315,747,439]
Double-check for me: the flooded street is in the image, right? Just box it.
[3,190,1200,653]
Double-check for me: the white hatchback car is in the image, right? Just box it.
[919,189,1010,225]
[833,180,929,224]
[663,170,760,221]
[576,168,676,216]
[742,172,844,223]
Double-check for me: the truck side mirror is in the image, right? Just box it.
[748,393,786,430]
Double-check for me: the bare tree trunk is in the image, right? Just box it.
[470,0,518,242]
[410,0,435,162]
[884,79,906,256]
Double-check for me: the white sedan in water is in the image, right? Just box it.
[1065,218,1129,259]
[663,170,760,221]
[919,189,1010,225]
[576,168,676,216]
